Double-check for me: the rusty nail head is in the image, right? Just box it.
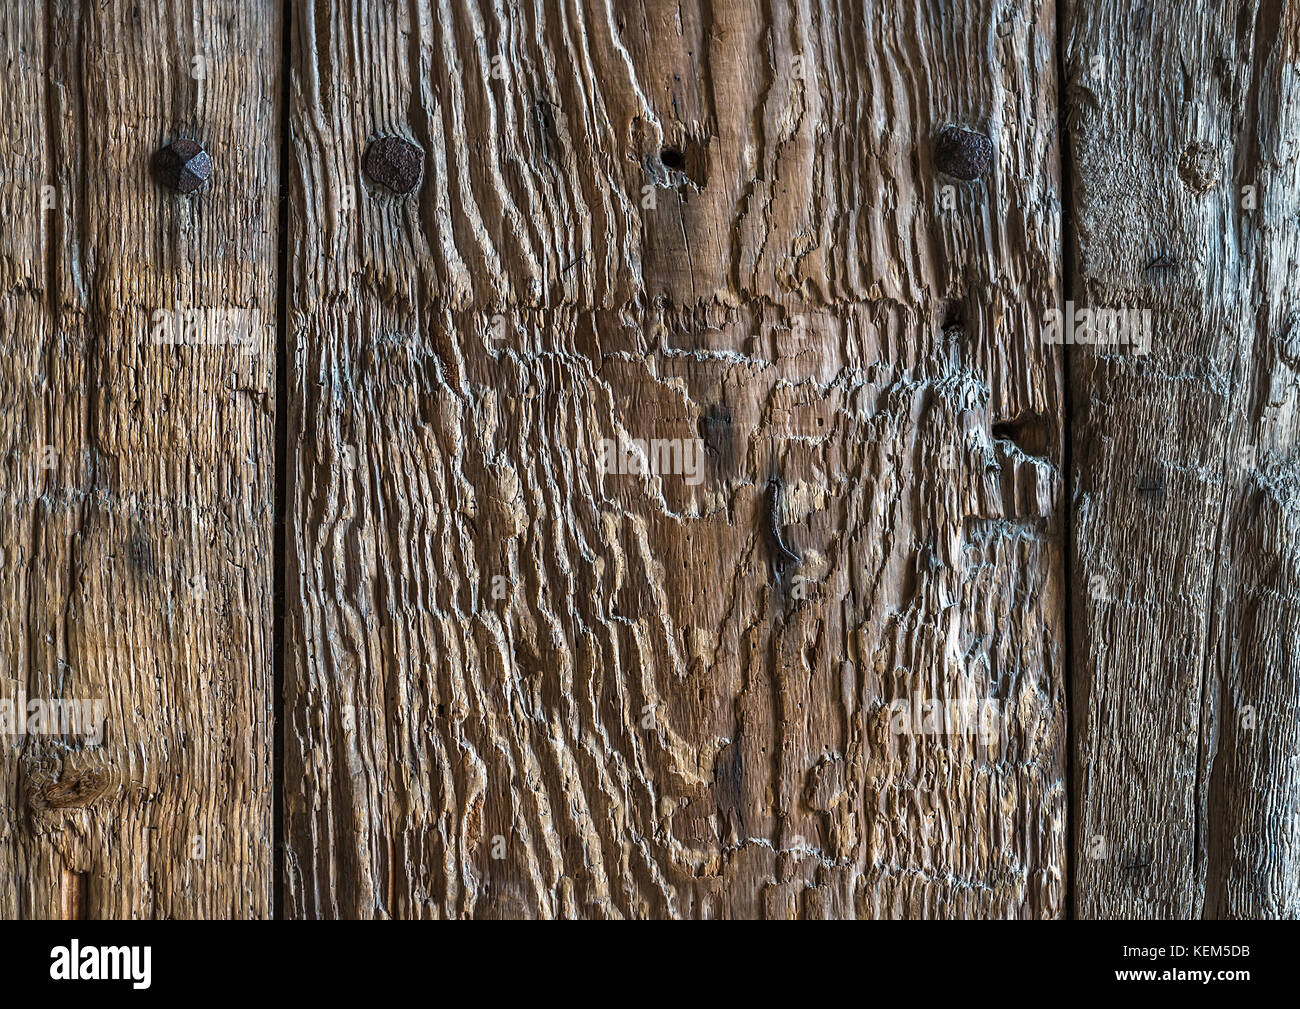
[154,139,212,194]
[364,136,424,194]
[934,126,993,181]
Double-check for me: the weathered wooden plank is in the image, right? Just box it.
[0,0,279,918]
[0,0,51,921]
[286,0,1066,919]
[1067,0,1300,918]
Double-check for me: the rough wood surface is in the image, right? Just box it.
[284,0,1066,919]
[1066,0,1300,919]
[0,0,279,918]
[5,0,1294,922]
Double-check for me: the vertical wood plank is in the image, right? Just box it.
[0,0,279,918]
[1067,0,1300,918]
[0,0,52,920]
[285,0,1066,919]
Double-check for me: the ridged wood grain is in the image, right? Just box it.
[284,0,1066,919]
[0,0,279,919]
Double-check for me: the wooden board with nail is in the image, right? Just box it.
[0,1,280,918]
[283,0,1066,918]
[7,0,1296,924]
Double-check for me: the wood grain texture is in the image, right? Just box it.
[1066,0,1300,919]
[0,0,279,918]
[285,0,1066,919]
[18,0,1299,923]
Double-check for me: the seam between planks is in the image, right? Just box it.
[1056,0,1077,922]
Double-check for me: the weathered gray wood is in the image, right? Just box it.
[0,0,279,918]
[285,0,1065,919]
[1066,0,1300,918]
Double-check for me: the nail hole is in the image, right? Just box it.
[660,147,686,172]
[656,138,709,188]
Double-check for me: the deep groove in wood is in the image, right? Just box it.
[1056,0,1078,923]
[272,0,294,922]
[59,870,87,921]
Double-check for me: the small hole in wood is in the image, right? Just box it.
[660,147,686,172]
[656,140,709,187]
